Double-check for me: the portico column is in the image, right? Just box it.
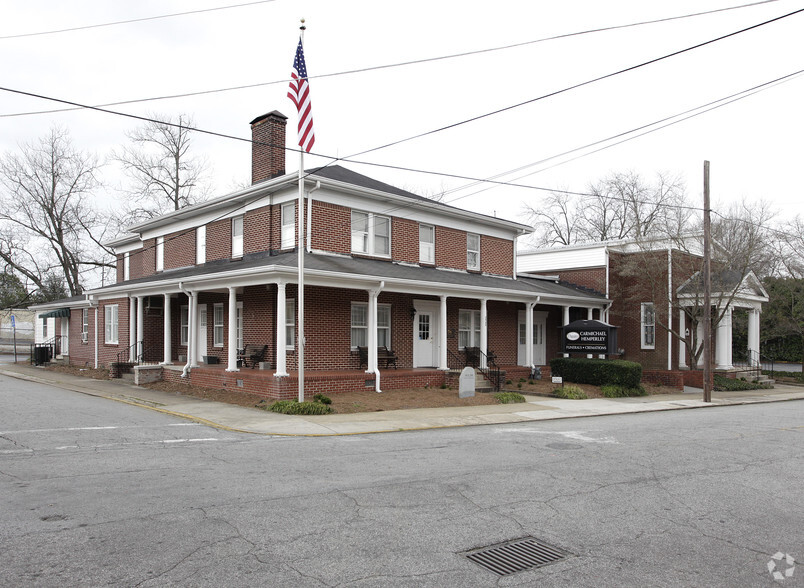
[129,296,136,362]
[562,306,571,358]
[275,282,288,377]
[439,295,448,370]
[678,308,687,369]
[525,302,535,369]
[189,291,198,368]
[480,299,488,369]
[715,306,733,370]
[747,307,761,366]
[162,294,172,364]
[226,287,238,372]
[136,295,145,361]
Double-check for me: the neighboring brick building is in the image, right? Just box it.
[31,110,608,398]
[517,238,768,376]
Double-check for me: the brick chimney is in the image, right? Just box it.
[250,111,287,184]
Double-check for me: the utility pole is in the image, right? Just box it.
[702,161,712,403]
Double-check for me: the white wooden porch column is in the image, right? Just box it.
[136,295,145,361]
[188,291,198,368]
[128,296,136,362]
[525,302,535,369]
[562,306,571,358]
[162,294,172,364]
[480,298,488,369]
[747,307,761,365]
[715,306,733,370]
[226,287,238,372]
[366,288,378,374]
[439,295,448,370]
[678,308,687,369]
[275,282,288,377]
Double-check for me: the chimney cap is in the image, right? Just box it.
[250,111,288,126]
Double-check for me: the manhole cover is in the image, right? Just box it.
[463,537,569,576]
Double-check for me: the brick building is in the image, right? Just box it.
[32,111,608,398]
[517,238,768,380]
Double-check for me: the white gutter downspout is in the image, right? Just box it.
[306,181,321,253]
[667,248,673,371]
[179,281,193,378]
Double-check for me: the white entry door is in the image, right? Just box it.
[60,318,69,356]
[517,310,547,366]
[413,311,437,367]
[196,304,207,361]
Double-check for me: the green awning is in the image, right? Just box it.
[40,308,71,319]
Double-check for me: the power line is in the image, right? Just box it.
[0,0,784,119]
[0,1,277,40]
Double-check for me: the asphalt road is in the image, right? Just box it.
[1,373,801,587]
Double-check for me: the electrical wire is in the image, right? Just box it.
[0,0,785,119]
[0,1,278,40]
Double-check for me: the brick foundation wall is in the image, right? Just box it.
[642,369,685,390]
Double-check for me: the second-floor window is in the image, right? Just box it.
[351,211,390,257]
[232,216,244,258]
[419,224,434,264]
[156,236,164,271]
[196,225,206,264]
[467,233,480,271]
[281,202,295,249]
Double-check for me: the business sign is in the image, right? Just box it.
[561,320,618,355]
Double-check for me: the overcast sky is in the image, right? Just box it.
[1,0,802,244]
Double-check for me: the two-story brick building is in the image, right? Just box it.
[32,111,610,398]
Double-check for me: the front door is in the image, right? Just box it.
[518,310,547,366]
[413,311,436,367]
[197,303,207,361]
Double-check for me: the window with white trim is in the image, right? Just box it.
[236,301,243,351]
[81,309,89,343]
[519,322,543,345]
[196,225,206,264]
[467,233,480,270]
[281,202,295,249]
[42,318,48,340]
[351,303,391,349]
[156,236,164,271]
[458,309,481,349]
[104,304,119,344]
[286,298,295,350]
[641,302,655,349]
[351,211,390,257]
[123,252,130,281]
[232,216,244,258]
[213,303,224,347]
[180,306,189,346]
[419,224,434,264]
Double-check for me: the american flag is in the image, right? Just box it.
[287,37,315,153]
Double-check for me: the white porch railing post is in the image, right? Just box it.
[162,294,172,365]
[275,282,288,377]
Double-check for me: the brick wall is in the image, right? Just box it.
[245,204,275,255]
[554,267,607,296]
[251,112,287,185]
[206,218,232,261]
[310,201,350,254]
[435,226,468,271]
[481,236,513,276]
[68,308,93,367]
[164,229,196,270]
[392,217,419,264]
[96,298,130,368]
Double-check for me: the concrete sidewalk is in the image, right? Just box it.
[2,363,803,436]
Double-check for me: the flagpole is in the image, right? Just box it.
[297,19,306,403]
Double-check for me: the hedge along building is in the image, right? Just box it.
[33,111,608,398]
[517,237,769,385]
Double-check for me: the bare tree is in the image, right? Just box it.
[0,127,114,298]
[114,113,211,221]
[523,188,582,247]
[711,198,779,279]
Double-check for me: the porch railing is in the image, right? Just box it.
[732,349,775,381]
[447,347,502,392]
[116,341,143,366]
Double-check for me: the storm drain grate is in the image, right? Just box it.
[463,537,569,576]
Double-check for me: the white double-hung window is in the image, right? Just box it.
[232,216,244,258]
[641,302,655,349]
[213,303,224,347]
[351,303,391,349]
[467,233,480,270]
[104,304,119,344]
[180,306,189,346]
[285,299,295,350]
[281,202,295,249]
[458,309,481,349]
[351,211,390,257]
[81,309,89,343]
[419,224,434,264]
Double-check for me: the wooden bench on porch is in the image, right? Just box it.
[238,344,268,369]
[357,346,399,369]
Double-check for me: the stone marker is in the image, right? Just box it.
[459,366,476,398]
